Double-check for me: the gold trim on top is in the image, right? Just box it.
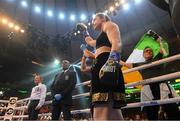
[92,92,126,102]
[92,93,109,102]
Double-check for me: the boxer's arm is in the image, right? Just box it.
[81,56,91,72]
[85,36,96,47]
[84,49,95,59]
[119,60,133,68]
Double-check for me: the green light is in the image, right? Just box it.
[170,83,180,90]
[18,90,27,94]
[125,88,140,94]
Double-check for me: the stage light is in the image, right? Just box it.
[59,13,65,19]
[0,91,3,96]
[70,14,75,21]
[77,30,80,34]
[176,79,180,83]
[35,6,41,13]
[47,10,53,17]
[14,25,20,31]
[74,32,77,36]
[21,1,28,7]
[115,2,120,7]
[109,6,115,12]
[120,0,125,4]
[2,18,8,24]
[54,59,60,65]
[20,29,25,33]
[135,0,142,4]
[123,3,130,10]
[80,14,86,21]
[104,10,109,14]
[92,14,96,19]
[8,22,14,28]
[88,22,91,26]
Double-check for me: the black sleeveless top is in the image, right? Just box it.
[96,32,111,49]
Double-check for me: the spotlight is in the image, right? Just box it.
[135,0,142,4]
[104,10,109,14]
[20,29,25,33]
[74,32,77,36]
[123,3,130,10]
[0,91,3,96]
[77,30,80,34]
[35,6,41,13]
[14,25,20,30]
[8,22,14,28]
[21,1,28,7]
[92,14,96,19]
[115,2,120,7]
[2,19,8,24]
[80,14,86,21]
[109,6,115,12]
[88,22,91,26]
[70,14,75,21]
[120,0,125,4]
[47,10,53,17]
[59,13,65,19]
[54,59,60,65]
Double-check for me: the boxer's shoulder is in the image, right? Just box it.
[103,21,119,32]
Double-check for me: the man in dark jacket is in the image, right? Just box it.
[51,60,76,120]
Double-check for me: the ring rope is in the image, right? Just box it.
[0,71,179,111]
[0,97,180,119]
[0,55,179,120]
[15,54,180,103]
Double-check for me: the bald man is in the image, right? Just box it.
[51,60,76,120]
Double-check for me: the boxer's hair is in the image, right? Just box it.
[95,13,111,21]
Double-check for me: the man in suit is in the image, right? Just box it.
[51,60,76,120]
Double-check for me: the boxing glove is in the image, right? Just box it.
[54,94,62,101]
[147,30,159,40]
[76,23,89,38]
[80,44,87,52]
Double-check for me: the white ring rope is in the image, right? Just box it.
[0,109,91,119]
[0,71,179,111]
[0,100,9,103]
[14,54,180,103]
[44,71,180,102]
[75,81,91,87]
[125,71,180,87]
[0,54,179,120]
[0,97,180,119]
[74,54,180,87]
[123,54,180,74]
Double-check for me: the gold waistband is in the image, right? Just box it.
[92,92,125,102]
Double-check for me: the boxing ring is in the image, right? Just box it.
[0,54,179,120]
